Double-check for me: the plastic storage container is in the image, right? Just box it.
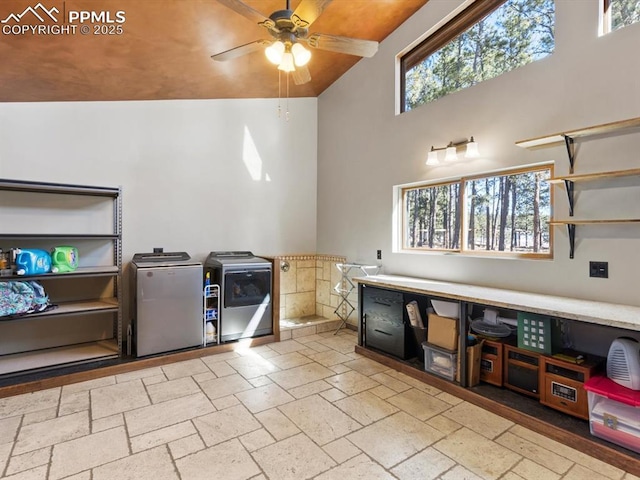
[584,375,640,454]
[15,249,51,276]
[51,246,79,273]
[430,299,459,319]
[423,342,457,381]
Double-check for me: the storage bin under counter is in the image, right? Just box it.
[584,375,640,454]
[423,342,457,381]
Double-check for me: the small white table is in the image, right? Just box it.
[334,263,381,334]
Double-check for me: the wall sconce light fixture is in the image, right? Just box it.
[426,136,480,165]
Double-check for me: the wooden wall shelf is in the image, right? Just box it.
[549,219,640,225]
[515,117,640,149]
[517,118,640,258]
[547,168,640,184]
[548,219,640,259]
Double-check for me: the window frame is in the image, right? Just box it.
[603,0,614,33]
[400,0,507,113]
[401,179,462,252]
[400,163,554,259]
[601,0,640,34]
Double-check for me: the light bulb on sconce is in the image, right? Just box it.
[465,137,480,158]
[426,147,439,165]
[425,136,480,166]
[444,143,458,162]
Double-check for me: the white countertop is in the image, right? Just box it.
[355,274,640,332]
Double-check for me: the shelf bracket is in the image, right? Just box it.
[563,179,575,216]
[567,223,576,259]
[563,135,576,174]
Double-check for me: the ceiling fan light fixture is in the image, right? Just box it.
[277,51,295,72]
[291,43,311,67]
[265,41,285,65]
[212,0,382,90]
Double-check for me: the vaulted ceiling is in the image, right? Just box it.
[0,0,428,102]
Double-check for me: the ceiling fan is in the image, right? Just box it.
[211,0,379,85]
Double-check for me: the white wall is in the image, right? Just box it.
[0,98,318,261]
[0,98,318,328]
[317,0,640,306]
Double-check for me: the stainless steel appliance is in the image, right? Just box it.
[204,251,272,342]
[131,251,203,357]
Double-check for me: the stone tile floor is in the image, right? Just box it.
[0,329,637,480]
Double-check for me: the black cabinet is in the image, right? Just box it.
[361,285,418,360]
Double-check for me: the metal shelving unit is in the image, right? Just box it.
[0,179,122,375]
[204,284,220,346]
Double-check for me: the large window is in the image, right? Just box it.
[402,165,552,257]
[603,0,640,33]
[404,182,461,250]
[401,0,555,112]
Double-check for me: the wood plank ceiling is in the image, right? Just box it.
[0,0,428,102]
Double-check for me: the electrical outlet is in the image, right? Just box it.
[377,250,382,260]
[589,261,608,278]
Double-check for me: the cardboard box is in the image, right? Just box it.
[427,313,459,351]
[456,341,483,386]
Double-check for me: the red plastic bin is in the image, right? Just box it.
[584,375,640,454]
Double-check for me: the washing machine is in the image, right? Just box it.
[131,251,203,357]
[204,251,273,342]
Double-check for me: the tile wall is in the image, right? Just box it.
[276,255,346,322]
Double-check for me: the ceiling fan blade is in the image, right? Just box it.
[292,65,312,85]
[217,0,275,29]
[211,40,270,61]
[291,0,333,29]
[306,33,379,58]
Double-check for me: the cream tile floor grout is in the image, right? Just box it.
[0,330,637,480]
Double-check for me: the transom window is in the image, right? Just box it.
[402,165,553,258]
[401,0,555,112]
[602,0,640,34]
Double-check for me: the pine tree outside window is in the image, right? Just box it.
[602,0,640,34]
[402,165,552,258]
[401,0,555,112]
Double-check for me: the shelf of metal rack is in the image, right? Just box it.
[333,263,381,334]
[204,284,220,346]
